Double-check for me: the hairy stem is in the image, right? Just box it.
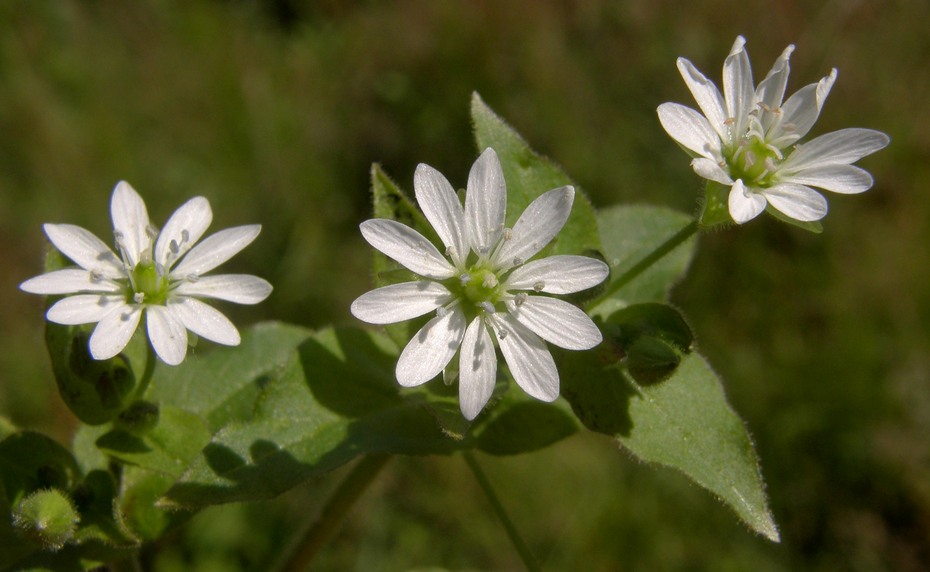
[463,451,541,572]
[590,218,699,308]
[278,453,392,572]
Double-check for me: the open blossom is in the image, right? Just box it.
[351,148,608,420]
[657,35,890,224]
[20,181,272,365]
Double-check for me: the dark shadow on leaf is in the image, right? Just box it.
[555,345,636,437]
[297,327,401,417]
[96,430,152,454]
[203,442,247,475]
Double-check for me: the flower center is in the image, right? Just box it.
[130,260,169,305]
[461,267,502,305]
[727,136,782,186]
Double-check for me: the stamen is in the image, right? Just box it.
[169,239,180,254]
[479,301,496,314]
[186,273,199,283]
[502,228,513,241]
[514,292,528,307]
[90,270,105,283]
[498,329,508,340]
[512,257,524,267]
[181,229,190,243]
[133,292,145,304]
[459,273,471,286]
[533,281,545,292]
[146,224,160,239]
[445,245,457,259]
[436,306,448,318]
[482,273,498,289]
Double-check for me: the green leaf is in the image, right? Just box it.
[0,432,81,504]
[160,326,466,508]
[604,303,695,385]
[471,92,602,258]
[593,204,697,313]
[474,393,579,456]
[95,406,211,478]
[559,349,779,541]
[147,321,313,432]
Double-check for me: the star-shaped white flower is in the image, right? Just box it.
[20,181,273,365]
[657,35,890,224]
[351,148,608,420]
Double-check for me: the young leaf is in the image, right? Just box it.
[471,92,602,258]
[146,321,313,432]
[593,204,697,312]
[160,326,466,509]
[559,348,779,541]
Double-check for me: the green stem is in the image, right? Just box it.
[463,451,541,572]
[590,218,700,309]
[277,453,392,572]
[134,344,157,399]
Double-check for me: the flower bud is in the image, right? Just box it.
[12,488,80,551]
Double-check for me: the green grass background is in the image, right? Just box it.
[1,1,927,570]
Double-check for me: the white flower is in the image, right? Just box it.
[20,181,272,365]
[657,36,890,224]
[351,148,608,420]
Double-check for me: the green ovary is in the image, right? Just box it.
[131,262,168,305]
[728,137,780,186]
[460,267,503,305]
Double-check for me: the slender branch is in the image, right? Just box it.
[463,451,541,572]
[134,344,157,399]
[277,453,392,572]
[590,219,699,309]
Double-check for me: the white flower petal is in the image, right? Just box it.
[676,57,728,141]
[110,181,151,268]
[756,44,794,113]
[20,268,122,295]
[395,306,466,387]
[781,128,891,171]
[359,219,456,280]
[728,180,767,224]
[763,183,828,222]
[723,36,754,136]
[174,274,272,304]
[489,312,559,402]
[171,225,261,277]
[351,281,452,325]
[493,186,574,272]
[691,158,734,185]
[459,317,497,420]
[780,69,837,140]
[168,297,240,346]
[505,255,608,295]
[146,305,188,365]
[414,164,467,267]
[47,295,126,325]
[42,224,123,276]
[89,304,143,360]
[656,103,721,159]
[509,296,602,350]
[779,164,874,195]
[155,196,213,270]
[465,148,507,254]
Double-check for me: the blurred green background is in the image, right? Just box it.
[1,1,927,570]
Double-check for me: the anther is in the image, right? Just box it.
[480,301,496,314]
[146,224,160,239]
[533,281,545,292]
[503,228,513,241]
[90,270,105,283]
[181,229,190,243]
[514,293,528,307]
[459,273,471,286]
[186,273,199,283]
[482,273,498,289]
[169,239,180,254]
[133,292,145,304]
[498,329,508,340]
[512,257,524,267]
